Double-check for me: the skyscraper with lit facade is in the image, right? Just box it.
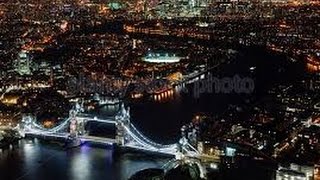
[14,50,32,75]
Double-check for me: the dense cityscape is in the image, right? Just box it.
[0,0,319,179]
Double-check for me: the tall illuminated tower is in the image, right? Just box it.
[189,0,196,8]
[14,50,32,75]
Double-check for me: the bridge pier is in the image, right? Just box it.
[116,121,125,146]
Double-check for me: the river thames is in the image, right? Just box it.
[0,138,171,180]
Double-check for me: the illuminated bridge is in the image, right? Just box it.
[18,104,202,156]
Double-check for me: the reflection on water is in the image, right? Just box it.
[70,145,91,180]
[152,89,175,102]
[0,139,169,180]
[87,104,121,117]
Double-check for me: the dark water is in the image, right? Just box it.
[0,139,169,180]
[128,88,240,143]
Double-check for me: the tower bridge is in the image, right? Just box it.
[18,103,219,179]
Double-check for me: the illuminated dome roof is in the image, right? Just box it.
[108,2,123,10]
[143,52,181,63]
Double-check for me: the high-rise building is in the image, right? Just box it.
[14,50,32,75]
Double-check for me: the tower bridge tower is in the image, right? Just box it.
[68,107,85,138]
[115,103,130,146]
[69,109,78,137]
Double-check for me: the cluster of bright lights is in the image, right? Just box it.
[0,84,50,100]
[143,52,181,63]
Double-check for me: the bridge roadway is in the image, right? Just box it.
[25,132,117,145]
[24,131,180,156]
[79,135,117,145]
[76,116,117,124]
